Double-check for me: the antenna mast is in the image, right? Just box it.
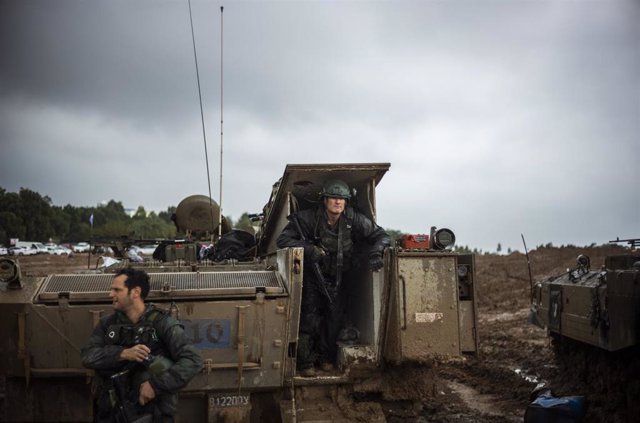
[187,0,216,240]
[218,6,224,238]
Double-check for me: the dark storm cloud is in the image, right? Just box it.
[0,0,638,251]
[0,0,203,125]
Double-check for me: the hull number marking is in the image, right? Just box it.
[209,394,250,408]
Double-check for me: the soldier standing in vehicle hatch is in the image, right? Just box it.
[81,268,202,423]
[276,179,390,376]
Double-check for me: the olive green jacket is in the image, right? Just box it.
[81,304,202,395]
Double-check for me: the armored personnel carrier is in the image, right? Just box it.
[0,163,478,422]
[528,240,640,420]
[529,241,640,351]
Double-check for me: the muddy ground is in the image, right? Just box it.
[9,244,637,422]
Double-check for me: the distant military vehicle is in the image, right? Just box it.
[528,239,640,420]
[529,239,640,352]
[0,163,478,422]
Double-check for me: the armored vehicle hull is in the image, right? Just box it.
[0,163,478,422]
[530,253,640,351]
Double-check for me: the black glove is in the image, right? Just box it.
[305,245,325,264]
[369,254,383,271]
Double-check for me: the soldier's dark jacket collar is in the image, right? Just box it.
[113,303,161,325]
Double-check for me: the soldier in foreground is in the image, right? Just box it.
[81,268,203,423]
[277,179,390,376]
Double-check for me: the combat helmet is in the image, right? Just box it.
[320,179,351,199]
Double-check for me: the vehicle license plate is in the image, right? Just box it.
[208,393,251,408]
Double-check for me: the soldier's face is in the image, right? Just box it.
[324,197,345,216]
[110,275,136,312]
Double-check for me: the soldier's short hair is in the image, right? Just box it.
[115,268,151,299]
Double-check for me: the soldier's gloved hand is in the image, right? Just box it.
[369,254,384,271]
[305,245,325,264]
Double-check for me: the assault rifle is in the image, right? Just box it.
[291,216,334,304]
[109,370,153,423]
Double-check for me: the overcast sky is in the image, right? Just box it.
[1,0,638,252]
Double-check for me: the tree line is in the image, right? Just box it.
[0,186,408,249]
[0,187,178,246]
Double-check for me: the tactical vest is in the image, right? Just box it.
[104,308,164,355]
[314,207,354,277]
[98,307,174,414]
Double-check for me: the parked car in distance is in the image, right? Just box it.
[72,242,90,253]
[32,243,49,254]
[16,242,48,254]
[24,247,39,255]
[9,246,37,256]
[51,246,73,256]
[0,246,8,255]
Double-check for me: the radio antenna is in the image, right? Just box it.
[521,233,534,303]
[187,0,216,240]
[218,6,224,238]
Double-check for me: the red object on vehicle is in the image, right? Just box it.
[401,234,430,249]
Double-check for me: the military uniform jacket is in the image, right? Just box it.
[276,206,390,275]
[81,304,203,394]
